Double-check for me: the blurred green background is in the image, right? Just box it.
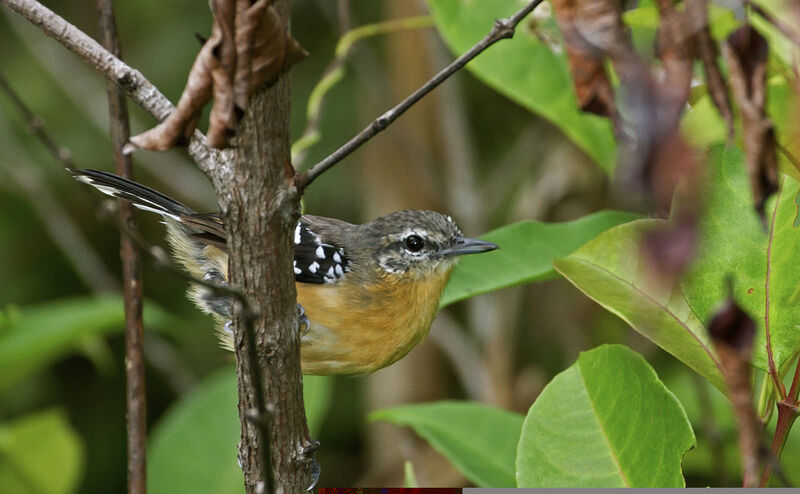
[1,0,792,490]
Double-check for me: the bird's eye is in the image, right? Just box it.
[404,235,424,252]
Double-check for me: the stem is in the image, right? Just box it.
[291,15,434,169]
[759,400,799,486]
[296,0,545,189]
[95,1,146,493]
[0,0,227,176]
[764,177,787,400]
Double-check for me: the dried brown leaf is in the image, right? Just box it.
[206,0,237,148]
[549,0,619,118]
[126,34,217,151]
[724,26,779,216]
[126,0,307,152]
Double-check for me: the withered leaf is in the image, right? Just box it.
[549,0,618,118]
[549,0,638,130]
[724,26,778,217]
[126,0,307,153]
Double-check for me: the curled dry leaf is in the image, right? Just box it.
[724,26,779,218]
[549,0,621,119]
[206,0,237,148]
[126,0,307,153]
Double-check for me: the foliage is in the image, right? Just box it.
[0,295,180,392]
[3,0,800,489]
[441,211,640,307]
[428,0,617,171]
[372,345,695,487]
[0,409,85,494]
[371,401,523,487]
[148,368,332,494]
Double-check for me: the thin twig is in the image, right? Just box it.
[748,1,800,48]
[0,74,118,292]
[764,176,787,400]
[95,1,146,493]
[291,15,434,170]
[0,0,229,177]
[0,71,75,168]
[296,0,545,189]
[686,0,734,138]
[3,14,216,207]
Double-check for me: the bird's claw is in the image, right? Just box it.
[304,439,321,491]
[297,303,310,336]
[306,457,320,491]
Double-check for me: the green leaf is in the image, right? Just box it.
[0,409,85,494]
[553,220,726,391]
[0,295,178,392]
[441,211,641,307]
[681,145,800,374]
[516,344,695,487]
[427,0,617,171]
[149,368,332,494]
[681,94,728,150]
[149,369,243,494]
[370,401,523,487]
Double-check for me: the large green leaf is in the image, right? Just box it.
[0,295,178,391]
[516,344,695,487]
[553,220,726,390]
[427,0,617,171]
[149,369,243,494]
[370,401,524,487]
[148,368,332,494]
[0,409,85,494]
[681,145,800,373]
[441,211,640,307]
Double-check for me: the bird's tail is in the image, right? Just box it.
[69,168,194,219]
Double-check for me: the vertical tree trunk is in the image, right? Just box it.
[212,1,312,491]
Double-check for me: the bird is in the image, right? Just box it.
[71,169,498,375]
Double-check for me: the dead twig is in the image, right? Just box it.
[0,0,229,176]
[95,1,146,493]
[296,0,546,189]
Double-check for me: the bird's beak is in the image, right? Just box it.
[441,237,499,257]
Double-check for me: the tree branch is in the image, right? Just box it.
[94,1,146,493]
[0,0,231,177]
[296,0,545,189]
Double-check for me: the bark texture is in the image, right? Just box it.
[213,1,312,491]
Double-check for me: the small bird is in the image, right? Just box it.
[72,169,498,375]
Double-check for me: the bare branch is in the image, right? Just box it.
[749,1,800,48]
[0,0,230,176]
[94,1,147,493]
[0,72,117,292]
[687,0,734,138]
[296,0,546,189]
[291,15,434,171]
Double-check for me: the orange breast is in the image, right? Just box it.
[296,274,450,375]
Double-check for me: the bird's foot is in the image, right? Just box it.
[304,439,321,491]
[297,303,310,336]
